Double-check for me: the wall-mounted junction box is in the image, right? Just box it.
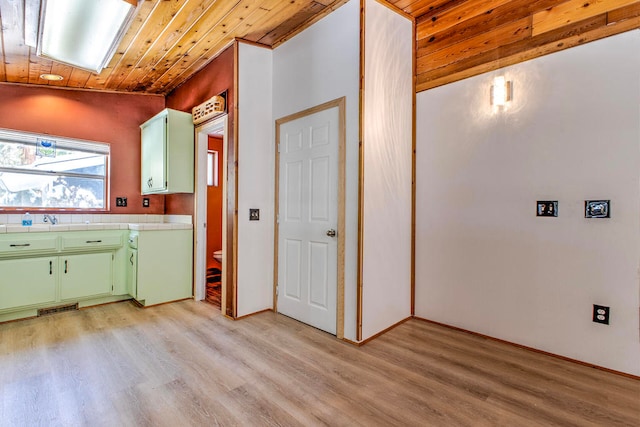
[585,200,610,218]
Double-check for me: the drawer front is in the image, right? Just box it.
[0,236,59,256]
[62,234,123,250]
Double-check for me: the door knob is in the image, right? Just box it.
[326,229,336,237]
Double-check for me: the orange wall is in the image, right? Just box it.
[0,44,234,216]
[207,136,224,261]
[0,84,165,214]
[165,44,235,216]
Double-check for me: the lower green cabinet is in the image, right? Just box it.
[130,229,192,306]
[60,253,113,300]
[0,227,192,320]
[0,257,57,310]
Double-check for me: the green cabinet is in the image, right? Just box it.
[140,108,194,194]
[126,247,137,299]
[129,229,192,306]
[59,253,113,300]
[0,257,56,310]
[0,231,128,321]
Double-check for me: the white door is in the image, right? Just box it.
[278,106,339,335]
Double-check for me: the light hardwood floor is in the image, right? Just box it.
[1,300,638,426]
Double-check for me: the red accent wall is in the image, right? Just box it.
[165,44,235,216]
[207,136,224,265]
[0,84,165,213]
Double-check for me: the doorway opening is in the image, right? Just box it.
[194,115,232,314]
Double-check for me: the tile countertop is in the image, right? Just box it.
[0,223,193,233]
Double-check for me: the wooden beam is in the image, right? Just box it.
[532,0,639,36]
[417,14,640,92]
[418,17,532,71]
[607,1,640,23]
[417,0,559,56]
[416,0,512,39]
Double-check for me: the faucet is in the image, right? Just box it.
[43,214,58,225]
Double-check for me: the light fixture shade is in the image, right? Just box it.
[37,0,137,74]
[491,76,512,106]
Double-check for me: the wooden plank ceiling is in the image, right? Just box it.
[1,1,639,95]
[0,0,349,95]
[387,0,640,92]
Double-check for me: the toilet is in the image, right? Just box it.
[213,249,222,263]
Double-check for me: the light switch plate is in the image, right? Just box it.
[537,201,558,217]
[115,197,127,207]
[249,209,260,221]
[585,200,609,218]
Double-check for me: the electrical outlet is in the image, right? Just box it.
[115,197,127,207]
[537,201,558,217]
[142,198,150,208]
[593,304,610,325]
[249,208,260,221]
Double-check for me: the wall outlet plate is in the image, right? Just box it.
[593,304,610,325]
[142,198,150,208]
[249,208,260,221]
[585,200,609,218]
[115,197,127,207]
[537,201,558,217]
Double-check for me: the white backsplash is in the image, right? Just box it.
[0,213,191,225]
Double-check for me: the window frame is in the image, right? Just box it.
[0,128,110,213]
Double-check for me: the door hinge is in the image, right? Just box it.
[276,215,279,224]
[277,143,281,153]
[276,285,279,296]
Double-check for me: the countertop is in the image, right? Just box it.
[0,223,192,233]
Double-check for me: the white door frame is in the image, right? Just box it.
[194,115,228,308]
[274,97,346,339]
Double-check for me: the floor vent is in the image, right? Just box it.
[38,303,79,317]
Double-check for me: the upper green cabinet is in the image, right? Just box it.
[140,108,194,194]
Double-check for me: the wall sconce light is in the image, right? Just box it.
[490,76,513,106]
[25,0,139,74]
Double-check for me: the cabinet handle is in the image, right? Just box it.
[85,240,102,243]
[64,260,68,274]
[148,177,153,188]
[9,243,30,247]
[49,260,52,275]
[130,254,134,265]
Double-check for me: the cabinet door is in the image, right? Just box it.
[126,248,137,298]
[136,230,192,306]
[141,114,167,193]
[60,253,113,300]
[0,257,56,310]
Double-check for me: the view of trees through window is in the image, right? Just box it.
[0,129,109,209]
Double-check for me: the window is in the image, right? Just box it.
[207,150,219,187]
[0,128,109,209]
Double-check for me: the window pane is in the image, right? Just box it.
[0,129,109,210]
[0,173,105,208]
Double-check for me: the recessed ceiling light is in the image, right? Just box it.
[39,73,64,81]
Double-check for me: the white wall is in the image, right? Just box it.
[416,30,640,375]
[237,42,274,317]
[361,0,413,339]
[273,0,360,340]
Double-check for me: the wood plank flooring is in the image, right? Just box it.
[1,300,638,426]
